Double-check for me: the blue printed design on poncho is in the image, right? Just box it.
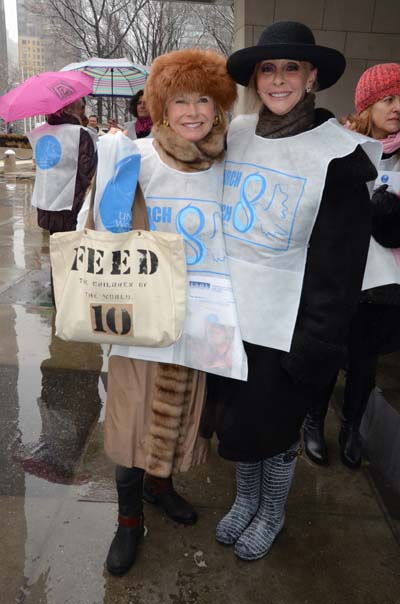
[99,154,141,232]
[35,135,62,170]
[146,196,228,276]
[223,160,307,252]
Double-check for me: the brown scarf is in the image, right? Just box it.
[152,118,226,172]
[255,92,316,139]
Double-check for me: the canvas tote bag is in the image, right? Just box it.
[50,183,187,347]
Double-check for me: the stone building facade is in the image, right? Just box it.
[233,0,400,117]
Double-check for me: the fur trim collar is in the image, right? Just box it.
[152,118,226,172]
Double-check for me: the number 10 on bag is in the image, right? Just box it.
[90,303,134,337]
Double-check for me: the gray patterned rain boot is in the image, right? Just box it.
[234,443,300,560]
[216,461,261,545]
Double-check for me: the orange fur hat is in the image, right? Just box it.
[144,48,237,125]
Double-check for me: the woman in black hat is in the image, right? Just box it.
[213,21,381,560]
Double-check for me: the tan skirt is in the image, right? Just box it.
[104,355,209,475]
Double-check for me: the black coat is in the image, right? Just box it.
[213,115,378,462]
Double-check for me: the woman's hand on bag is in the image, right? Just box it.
[108,127,129,137]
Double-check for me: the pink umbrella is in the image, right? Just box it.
[0,71,94,122]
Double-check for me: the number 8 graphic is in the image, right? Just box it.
[176,205,206,266]
[233,173,266,233]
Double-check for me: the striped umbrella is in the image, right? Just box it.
[61,57,150,98]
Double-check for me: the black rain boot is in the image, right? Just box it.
[106,466,145,576]
[143,474,197,525]
[338,419,362,469]
[303,377,336,466]
[339,354,378,470]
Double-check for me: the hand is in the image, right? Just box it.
[107,127,129,137]
[107,118,120,130]
[372,184,389,202]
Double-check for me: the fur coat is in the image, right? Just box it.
[105,125,228,476]
[104,185,208,477]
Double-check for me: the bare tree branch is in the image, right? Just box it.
[191,2,234,56]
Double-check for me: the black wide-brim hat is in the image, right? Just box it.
[227,21,346,91]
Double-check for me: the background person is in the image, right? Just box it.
[124,89,153,140]
[213,20,380,561]
[87,113,99,133]
[86,113,100,145]
[28,98,96,301]
[304,62,400,469]
[88,114,99,132]
[28,98,96,235]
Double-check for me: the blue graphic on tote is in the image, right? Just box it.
[99,154,141,232]
[223,160,307,251]
[35,135,62,169]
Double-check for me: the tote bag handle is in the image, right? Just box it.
[83,171,148,232]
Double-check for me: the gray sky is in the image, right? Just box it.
[4,0,18,42]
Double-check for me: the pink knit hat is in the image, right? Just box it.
[355,63,400,113]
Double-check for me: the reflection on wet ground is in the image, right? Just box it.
[0,176,108,602]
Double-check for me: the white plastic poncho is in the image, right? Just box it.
[363,153,400,290]
[89,133,248,381]
[28,123,81,211]
[223,115,381,352]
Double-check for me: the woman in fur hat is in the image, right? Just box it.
[103,48,243,575]
[304,62,400,470]
[213,21,381,561]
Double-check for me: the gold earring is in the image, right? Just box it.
[163,118,169,127]
[213,115,220,126]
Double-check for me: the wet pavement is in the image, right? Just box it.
[0,171,399,604]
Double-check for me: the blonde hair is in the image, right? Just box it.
[339,108,373,136]
[243,70,263,114]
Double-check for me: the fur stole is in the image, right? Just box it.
[146,363,194,477]
[152,118,226,172]
[145,117,227,476]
